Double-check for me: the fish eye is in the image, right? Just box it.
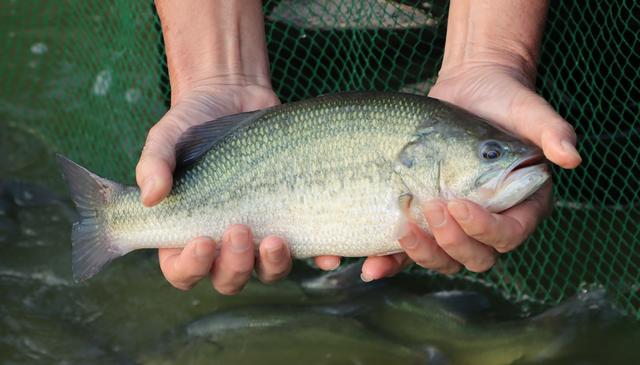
[480,141,504,161]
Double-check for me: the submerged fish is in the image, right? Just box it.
[363,290,626,365]
[141,306,433,365]
[399,76,439,95]
[298,261,385,297]
[268,0,439,30]
[58,92,549,281]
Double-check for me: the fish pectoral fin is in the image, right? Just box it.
[175,109,269,168]
[392,193,413,240]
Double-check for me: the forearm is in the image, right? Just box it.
[155,0,271,103]
[441,0,549,83]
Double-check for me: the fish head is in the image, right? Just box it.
[397,100,550,213]
[460,136,550,212]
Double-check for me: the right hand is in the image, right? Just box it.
[136,79,292,294]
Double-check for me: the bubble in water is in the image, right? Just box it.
[30,42,48,55]
[93,70,112,96]
[8,31,16,38]
[125,88,141,104]
[28,60,39,69]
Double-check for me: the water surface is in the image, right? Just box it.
[1,123,638,364]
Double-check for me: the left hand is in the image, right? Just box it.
[315,61,580,279]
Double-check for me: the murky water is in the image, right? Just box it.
[1,122,638,365]
[1,0,639,362]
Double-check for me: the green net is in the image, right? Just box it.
[1,0,638,318]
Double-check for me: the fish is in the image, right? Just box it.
[140,305,438,365]
[399,76,439,95]
[268,0,439,30]
[1,314,135,365]
[57,91,550,281]
[361,289,630,365]
[0,180,78,243]
[362,292,557,365]
[298,261,387,297]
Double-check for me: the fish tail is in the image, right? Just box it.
[56,154,125,282]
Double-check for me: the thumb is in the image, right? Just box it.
[509,89,582,169]
[136,123,180,207]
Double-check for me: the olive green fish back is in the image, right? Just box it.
[1,0,637,317]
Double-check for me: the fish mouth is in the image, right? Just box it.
[494,153,547,190]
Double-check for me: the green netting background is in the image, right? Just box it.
[1,0,638,318]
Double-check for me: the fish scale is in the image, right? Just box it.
[109,93,424,256]
[57,92,549,281]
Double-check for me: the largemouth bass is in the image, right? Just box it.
[58,92,549,281]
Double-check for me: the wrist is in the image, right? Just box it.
[438,46,538,86]
[440,0,548,84]
[171,73,273,105]
[155,0,271,104]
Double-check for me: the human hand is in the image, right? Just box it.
[319,0,584,278]
[136,80,292,294]
[316,61,580,279]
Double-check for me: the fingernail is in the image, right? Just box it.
[360,272,373,282]
[448,200,470,222]
[264,240,285,263]
[560,140,580,158]
[194,240,214,259]
[402,231,419,249]
[325,258,340,270]
[230,228,251,253]
[424,202,446,227]
[141,177,156,203]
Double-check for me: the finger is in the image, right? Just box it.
[361,253,411,282]
[399,224,461,274]
[255,236,292,284]
[314,256,341,271]
[509,89,582,169]
[136,123,180,207]
[447,182,552,253]
[211,225,256,295]
[158,237,217,291]
[423,201,498,273]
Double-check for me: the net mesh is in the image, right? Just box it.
[1,0,638,317]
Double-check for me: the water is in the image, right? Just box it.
[0,124,638,364]
[1,1,638,363]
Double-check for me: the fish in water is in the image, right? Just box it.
[363,289,626,365]
[140,305,433,365]
[57,92,549,281]
[0,180,77,240]
[398,76,439,95]
[268,0,439,30]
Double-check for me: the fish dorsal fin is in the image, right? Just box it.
[175,109,267,168]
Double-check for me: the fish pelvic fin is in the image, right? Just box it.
[56,154,125,282]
